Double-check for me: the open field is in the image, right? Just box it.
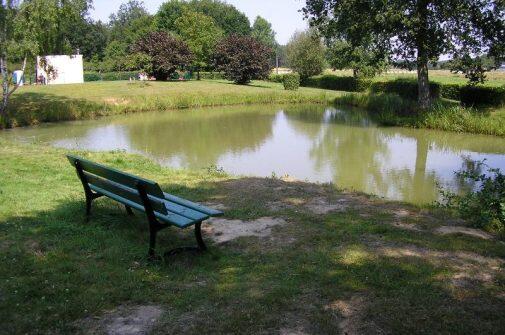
[1,138,504,334]
[325,69,505,87]
[4,80,341,128]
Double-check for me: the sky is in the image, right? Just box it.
[90,0,309,45]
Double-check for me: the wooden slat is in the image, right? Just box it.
[88,184,196,228]
[164,193,224,217]
[85,172,167,215]
[67,155,164,199]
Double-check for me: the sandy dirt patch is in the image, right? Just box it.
[203,217,287,243]
[434,226,493,240]
[78,305,163,335]
[324,294,375,335]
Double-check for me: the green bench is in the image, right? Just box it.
[67,155,223,258]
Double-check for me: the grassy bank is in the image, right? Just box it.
[1,138,504,334]
[3,80,341,128]
[335,92,505,137]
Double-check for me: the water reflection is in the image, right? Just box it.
[3,104,505,204]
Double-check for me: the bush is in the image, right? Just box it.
[286,30,325,81]
[439,83,461,100]
[268,73,285,83]
[283,73,300,90]
[459,85,505,107]
[439,160,505,236]
[192,72,226,80]
[304,75,372,92]
[132,31,193,80]
[370,79,441,100]
[84,71,139,82]
[213,34,272,84]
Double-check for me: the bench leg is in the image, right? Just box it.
[195,222,207,251]
[148,225,158,259]
[85,193,93,218]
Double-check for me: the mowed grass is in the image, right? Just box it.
[326,69,505,87]
[1,138,504,334]
[4,80,342,128]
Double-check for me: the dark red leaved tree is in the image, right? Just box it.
[213,35,272,85]
[133,31,193,80]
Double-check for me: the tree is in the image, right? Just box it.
[109,0,154,52]
[71,20,109,61]
[213,35,272,84]
[174,10,223,79]
[448,55,500,86]
[132,31,193,80]
[251,16,277,50]
[326,39,388,78]
[303,0,505,109]
[156,0,251,36]
[286,30,326,82]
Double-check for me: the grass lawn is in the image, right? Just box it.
[3,80,342,128]
[325,69,505,87]
[1,138,504,334]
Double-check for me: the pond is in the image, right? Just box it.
[3,104,505,204]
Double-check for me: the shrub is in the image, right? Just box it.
[439,83,461,100]
[84,71,140,82]
[370,79,441,100]
[213,34,272,84]
[304,75,372,92]
[132,31,193,80]
[283,73,300,90]
[192,72,226,80]
[286,30,325,82]
[459,85,505,107]
[439,160,505,236]
[268,73,285,83]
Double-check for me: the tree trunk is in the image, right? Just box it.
[1,57,8,119]
[353,68,358,78]
[417,58,430,109]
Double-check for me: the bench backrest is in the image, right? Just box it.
[67,155,168,215]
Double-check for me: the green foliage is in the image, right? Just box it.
[459,86,505,107]
[83,71,140,82]
[286,30,326,82]
[326,39,388,78]
[156,0,251,36]
[370,79,441,101]
[439,160,505,235]
[190,71,225,80]
[132,31,193,80]
[448,55,500,86]
[251,16,277,50]
[213,35,272,84]
[174,10,223,70]
[304,75,372,92]
[282,73,300,91]
[268,73,285,83]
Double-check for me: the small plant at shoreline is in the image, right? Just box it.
[283,73,300,90]
[438,159,505,236]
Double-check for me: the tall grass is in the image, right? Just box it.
[2,80,341,128]
[335,92,505,136]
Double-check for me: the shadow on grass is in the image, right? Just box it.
[1,177,504,334]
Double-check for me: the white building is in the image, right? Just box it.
[36,55,84,85]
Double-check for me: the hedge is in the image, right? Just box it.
[84,71,139,82]
[370,79,441,100]
[191,72,226,80]
[459,86,505,107]
[268,73,285,83]
[283,73,300,90]
[303,75,372,92]
[303,74,504,106]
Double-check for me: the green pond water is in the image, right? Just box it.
[3,104,505,204]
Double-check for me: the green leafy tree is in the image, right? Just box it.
[213,35,272,84]
[174,10,223,79]
[156,0,250,36]
[448,55,500,86]
[132,31,193,80]
[327,39,388,78]
[303,0,505,109]
[251,16,277,50]
[286,30,326,82]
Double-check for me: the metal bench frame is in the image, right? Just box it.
[72,158,217,259]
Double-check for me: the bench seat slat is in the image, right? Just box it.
[89,184,197,228]
[164,193,224,217]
